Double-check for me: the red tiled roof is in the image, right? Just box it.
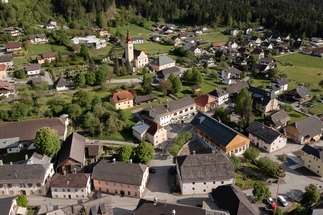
[212,42,226,47]
[143,117,163,136]
[42,52,58,59]
[5,42,21,49]
[0,64,5,71]
[194,94,216,107]
[112,90,134,103]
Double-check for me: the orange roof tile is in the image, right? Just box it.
[112,90,134,103]
[194,94,216,107]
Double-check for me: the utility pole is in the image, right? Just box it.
[273,177,280,215]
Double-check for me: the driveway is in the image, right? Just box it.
[44,71,54,89]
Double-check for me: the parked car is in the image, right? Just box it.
[149,168,156,173]
[267,197,275,205]
[278,195,288,207]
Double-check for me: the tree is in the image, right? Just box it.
[183,69,193,83]
[169,73,182,94]
[252,69,259,78]
[252,181,271,201]
[15,69,26,79]
[243,147,260,162]
[268,69,280,79]
[95,68,107,85]
[16,194,28,207]
[34,127,60,157]
[118,146,134,162]
[74,72,86,87]
[135,141,154,164]
[106,112,125,134]
[80,44,90,61]
[72,90,93,111]
[257,156,281,178]
[125,60,132,74]
[235,88,253,128]
[159,79,172,95]
[275,208,283,215]
[230,154,241,171]
[85,72,96,86]
[304,184,320,205]
[214,107,230,124]
[280,104,293,112]
[72,44,80,53]
[142,73,153,93]
[191,67,203,84]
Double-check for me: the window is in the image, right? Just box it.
[28,183,32,188]
[1,191,4,194]
[204,189,206,192]
[20,184,26,188]
[54,189,57,192]
[128,191,131,195]
[55,195,58,198]
[127,185,130,188]
[81,189,84,192]
[134,186,137,189]
[192,188,195,190]
[114,183,116,186]
[82,195,84,198]
[10,191,14,194]
[62,189,65,192]
[67,189,70,192]
[63,195,66,198]
[36,183,41,187]
[115,190,118,194]
[309,160,311,163]
[204,182,206,185]
[106,189,109,193]
[135,192,137,196]
[76,195,78,198]
[308,165,311,168]
[75,189,78,192]
[319,166,321,169]
[317,170,320,173]
[0,184,3,188]
[192,182,195,185]
[213,182,215,184]
[120,184,123,187]
[98,180,101,184]
[99,187,101,191]
[8,184,12,188]
[221,181,224,184]
[38,190,42,194]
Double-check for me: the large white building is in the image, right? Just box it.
[70,35,106,49]
[123,30,148,68]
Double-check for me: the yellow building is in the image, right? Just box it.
[110,90,134,110]
[301,144,323,176]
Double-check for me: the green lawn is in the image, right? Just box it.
[27,43,72,56]
[249,78,270,89]
[277,53,323,68]
[134,42,173,55]
[200,31,229,43]
[13,57,31,68]
[288,110,307,123]
[109,23,154,40]
[90,45,111,58]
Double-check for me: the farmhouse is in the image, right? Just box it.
[110,90,134,110]
[265,109,290,130]
[207,87,229,105]
[194,94,216,113]
[248,86,279,113]
[37,52,58,64]
[28,34,48,44]
[5,42,21,53]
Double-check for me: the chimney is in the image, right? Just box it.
[73,168,76,174]
[113,158,116,163]
[0,160,3,165]
[25,154,28,160]
[192,151,196,155]
[172,209,176,215]
[63,170,66,176]
[154,197,157,205]
[129,159,132,164]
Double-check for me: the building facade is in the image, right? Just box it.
[110,90,134,110]
[301,144,323,177]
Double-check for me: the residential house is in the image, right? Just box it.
[3,27,22,37]
[284,86,311,103]
[226,81,249,97]
[230,29,240,36]
[274,45,286,54]
[70,36,107,49]
[201,56,215,66]
[110,90,134,110]
[50,173,91,199]
[53,77,69,91]
[265,109,290,130]
[250,36,262,46]
[25,64,41,76]
[178,26,187,32]
[132,37,145,44]
[149,56,176,71]
[208,185,259,215]
[155,67,182,81]
[48,19,57,26]
[310,37,323,46]
[285,115,323,144]
[92,159,149,198]
[132,118,167,146]
[252,64,271,78]
[134,93,158,106]
[194,94,216,113]
[150,35,161,42]
[221,66,242,85]
[189,46,202,56]
[178,32,194,39]
[5,42,21,53]
[28,34,48,44]
[0,56,13,70]
[301,144,323,177]
[0,137,21,154]
[242,28,253,35]
[190,112,250,156]
[269,35,281,43]
[270,78,289,94]
[0,81,14,98]
[44,23,56,30]
[176,153,234,195]
[207,87,229,105]
[246,121,287,153]
[85,140,101,162]
[248,86,279,113]
[212,42,226,48]
[0,160,55,196]
[237,47,250,55]
[0,196,22,215]
[0,64,5,80]
[252,48,265,59]
[301,49,313,55]
[184,37,199,44]
[312,203,323,215]
[259,57,275,67]
[227,40,238,49]
[37,52,58,64]
[149,96,196,126]
[312,48,323,57]
[56,132,86,173]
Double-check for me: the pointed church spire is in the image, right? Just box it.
[126,30,132,43]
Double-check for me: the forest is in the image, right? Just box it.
[0,0,323,37]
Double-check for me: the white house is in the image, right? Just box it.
[176,153,234,195]
[270,78,289,94]
[53,77,69,91]
[149,56,176,72]
[50,173,91,199]
[0,137,21,154]
[221,66,242,85]
[208,87,229,105]
[25,64,41,76]
[149,96,196,126]
[70,36,107,49]
[246,121,287,153]
[230,29,239,36]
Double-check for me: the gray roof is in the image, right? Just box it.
[28,34,47,39]
[208,87,228,98]
[222,67,242,75]
[0,55,13,63]
[92,160,148,186]
[0,164,46,183]
[246,121,284,144]
[56,132,85,169]
[134,93,158,104]
[270,78,289,86]
[301,144,323,162]
[259,57,274,64]
[268,110,290,127]
[176,153,234,181]
[25,64,41,71]
[210,185,258,215]
[0,137,20,149]
[294,86,311,98]
[132,121,150,135]
[190,112,247,147]
[226,81,249,95]
[25,152,52,170]
[53,77,68,88]
[153,96,195,116]
[50,173,90,188]
[0,197,16,215]
[248,86,277,106]
[151,56,175,67]
[157,67,181,79]
[293,115,323,138]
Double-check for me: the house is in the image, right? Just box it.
[190,85,201,93]
[132,118,167,146]
[259,57,275,67]
[248,86,279,113]
[0,56,13,70]
[149,96,196,126]
[37,52,58,64]
[201,56,215,66]
[207,87,229,105]
[43,24,56,30]
[285,115,323,144]
[190,112,250,156]
[0,161,55,196]
[149,56,176,72]
[110,90,134,110]
[250,36,262,46]
[155,67,182,81]
[24,64,41,76]
[0,117,68,153]
[0,81,15,98]
[3,27,22,37]
[312,48,323,57]
[270,78,289,94]
[5,42,21,53]
[92,159,149,198]
[56,132,86,173]
[227,40,238,49]
[242,28,253,35]
[212,42,226,48]
[246,121,287,153]
[132,50,149,68]
[312,202,323,215]
[269,35,281,43]
[252,48,265,59]
[70,36,107,49]
[176,153,234,195]
[252,64,271,77]
[226,81,249,97]
[221,66,242,85]
[53,77,69,91]
[310,37,323,46]
[189,46,202,56]
[132,37,145,44]
[194,94,216,113]
[28,34,48,44]
[150,35,161,42]
[230,29,240,36]
[184,37,199,44]
[0,64,5,80]
[301,49,313,55]
[301,144,323,177]
[134,93,158,105]
[85,140,101,162]
[284,86,311,103]
[265,109,290,130]
[50,173,91,199]
[208,185,259,215]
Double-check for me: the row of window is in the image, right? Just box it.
[192,181,224,185]
[53,188,84,192]
[1,190,42,195]
[97,181,137,189]
[0,183,41,189]
[98,187,137,196]
[55,194,85,198]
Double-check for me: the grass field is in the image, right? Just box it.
[288,110,308,123]
[134,42,173,55]
[13,57,31,68]
[109,23,154,40]
[27,43,72,56]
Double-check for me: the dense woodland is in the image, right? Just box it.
[0,0,323,37]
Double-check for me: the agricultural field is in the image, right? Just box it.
[27,43,72,56]
[109,23,155,40]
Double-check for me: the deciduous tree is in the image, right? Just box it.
[135,141,154,164]
[16,194,28,207]
[214,107,230,124]
[243,147,259,163]
[85,72,96,86]
[304,184,320,205]
[159,79,172,95]
[252,181,271,201]
[118,146,134,162]
[34,127,60,157]
[74,72,86,87]
[230,154,241,171]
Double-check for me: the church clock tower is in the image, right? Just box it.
[125,30,134,63]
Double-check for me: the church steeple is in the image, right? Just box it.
[125,30,134,63]
[126,30,132,43]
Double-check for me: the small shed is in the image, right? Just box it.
[190,85,201,93]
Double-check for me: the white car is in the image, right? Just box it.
[267,197,275,205]
[278,195,288,207]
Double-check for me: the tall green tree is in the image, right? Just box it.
[85,72,96,86]
[159,79,172,95]
[304,184,320,205]
[183,69,193,83]
[34,127,61,157]
[80,44,90,61]
[191,67,203,84]
[252,181,271,201]
[95,69,107,85]
[235,88,253,128]
[243,147,260,163]
[74,72,86,87]
[135,141,154,164]
[16,194,28,207]
[169,73,182,93]
[230,154,241,171]
[142,73,153,93]
[214,107,230,124]
[118,146,134,162]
